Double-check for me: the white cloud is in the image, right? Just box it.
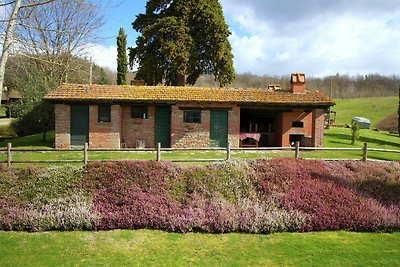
[85,43,118,71]
[221,0,400,76]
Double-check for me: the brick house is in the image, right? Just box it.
[44,73,334,149]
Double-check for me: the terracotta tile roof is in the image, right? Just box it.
[44,83,335,106]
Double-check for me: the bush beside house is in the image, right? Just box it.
[0,159,399,233]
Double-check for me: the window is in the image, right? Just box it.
[98,105,111,122]
[131,105,148,119]
[292,121,304,128]
[184,110,201,123]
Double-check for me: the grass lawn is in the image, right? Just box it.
[0,127,398,166]
[332,96,397,127]
[0,230,399,266]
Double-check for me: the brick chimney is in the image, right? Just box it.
[290,73,306,94]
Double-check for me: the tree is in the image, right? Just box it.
[116,28,128,85]
[398,86,400,137]
[1,0,104,140]
[0,0,55,106]
[129,0,235,87]
[15,0,104,83]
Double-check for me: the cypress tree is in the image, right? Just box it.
[129,0,235,86]
[117,27,128,85]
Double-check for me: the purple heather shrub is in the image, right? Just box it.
[93,184,183,231]
[1,159,399,233]
[84,161,181,194]
[281,177,400,231]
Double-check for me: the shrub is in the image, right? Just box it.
[92,184,183,231]
[0,194,96,231]
[84,161,180,194]
[175,160,259,203]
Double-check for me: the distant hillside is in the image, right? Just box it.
[195,73,399,99]
[331,96,397,127]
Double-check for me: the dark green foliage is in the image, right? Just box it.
[116,28,128,85]
[95,66,109,85]
[9,68,57,138]
[350,122,360,144]
[130,0,235,86]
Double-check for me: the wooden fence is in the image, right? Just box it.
[2,141,399,167]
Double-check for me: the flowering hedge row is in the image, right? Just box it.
[0,159,399,232]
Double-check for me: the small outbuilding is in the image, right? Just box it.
[44,73,335,149]
[351,117,371,129]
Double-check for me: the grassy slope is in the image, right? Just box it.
[332,96,397,127]
[0,230,399,266]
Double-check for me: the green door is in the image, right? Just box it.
[210,110,228,147]
[70,105,89,146]
[155,106,171,147]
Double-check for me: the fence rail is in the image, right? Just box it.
[1,141,399,167]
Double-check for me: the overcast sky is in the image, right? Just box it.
[86,0,400,77]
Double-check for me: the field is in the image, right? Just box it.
[332,96,397,127]
[1,230,399,266]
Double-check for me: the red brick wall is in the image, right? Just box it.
[121,105,155,148]
[312,109,325,147]
[171,103,240,148]
[280,109,313,147]
[88,105,121,149]
[228,106,240,147]
[54,104,70,149]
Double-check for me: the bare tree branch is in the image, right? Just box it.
[0,1,15,7]
[20,0,55,9]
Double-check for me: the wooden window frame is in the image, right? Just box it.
[98,105,111,123]
[131,105,148,119]
[183,110,201,124]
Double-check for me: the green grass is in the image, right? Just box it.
[0,127,398,166]
[0,230,399,266]
[332,96,397,127]
[0,118,17,139]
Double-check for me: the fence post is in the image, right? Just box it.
[226,142,231,160]
[294,141,300,159]
[84,142,88,165]
[362,142,368,161]
[7,143,11,168]
[156,143,161,162]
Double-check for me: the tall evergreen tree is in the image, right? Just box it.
[129,0,235,86]
[117,28,128,85]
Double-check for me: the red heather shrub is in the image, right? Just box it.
[255,158,328,195]
[84,161,180,193]
[255,158,400,231]
[322,161,400,205]
[93,184,184,231]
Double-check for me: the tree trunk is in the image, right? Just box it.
[0,0,22,107]
[176,74,186,86]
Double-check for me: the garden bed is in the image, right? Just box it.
[0,159,399,233]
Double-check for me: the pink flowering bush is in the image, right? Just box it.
[0,159,399,232]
